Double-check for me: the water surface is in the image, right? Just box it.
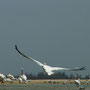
[0,84,90,90]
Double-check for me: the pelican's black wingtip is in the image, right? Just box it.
[80,66,86,70]
[15,45,17,50]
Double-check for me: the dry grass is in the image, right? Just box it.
[0,79,89,85]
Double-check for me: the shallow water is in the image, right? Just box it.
[0,84,90,90]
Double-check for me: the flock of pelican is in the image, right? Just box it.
[0,45,89,89]
[0,68,29,83]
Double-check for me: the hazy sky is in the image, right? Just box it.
[0,0,89,76]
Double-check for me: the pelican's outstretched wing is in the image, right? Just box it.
[69,66,86,71]
[51,66,86,71]
[15,45,44,67]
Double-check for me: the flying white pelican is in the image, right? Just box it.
[15,45,86,76]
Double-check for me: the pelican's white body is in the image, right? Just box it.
[74,80,81,87]
[0,73,6,82]
[18,68,28,83]
[7,73,15,80]
[18,77,22,83]
[0,73,13,83]
[20,74,27,82]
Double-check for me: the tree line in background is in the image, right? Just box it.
[15,72,90,79]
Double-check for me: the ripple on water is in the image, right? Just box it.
[0,84,90,90]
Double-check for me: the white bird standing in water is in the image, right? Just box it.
[74,79,81,88]
[15,45,86,76]
[74,79,85,90]
[74,75,85,90]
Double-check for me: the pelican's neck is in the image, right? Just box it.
[21,68,23,75]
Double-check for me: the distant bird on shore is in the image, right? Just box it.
[74,78,85,90]
[0,73,6,83]
[7,73,16,80]
[19,68,28,83]
[74,79,81,88]
[0,73,13,83]
[15,45,86,76]
[18,77,22,83]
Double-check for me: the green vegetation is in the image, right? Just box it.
[15,72,90,79]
